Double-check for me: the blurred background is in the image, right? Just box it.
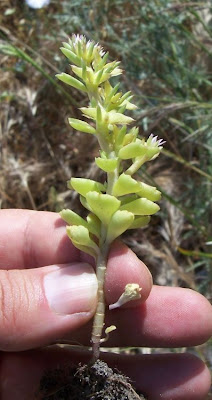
[0,0,211,386]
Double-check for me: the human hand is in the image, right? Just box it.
[0,209,211,399]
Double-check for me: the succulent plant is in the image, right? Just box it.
[57,34,164,362]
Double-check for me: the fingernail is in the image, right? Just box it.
[44,263,98,315]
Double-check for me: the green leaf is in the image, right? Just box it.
[87,213,101,238]
[68,118,96,134]
[123,127,138,146]
[137,183,161,201]
[112,174,141,196]
[94,69,104,85]
[122,99,138,110]
[114,126,127,149]
[80,107,134,125]
[96,105,103,125]
[69,241,98,259]
[118,141,147,159]
[80,107,96,119]
[106,210,134,243]
[86,192,121,225]
[106,82,120,102]
[80,195,92,212]
[60,209,100,238]
[95,157,118,172]
[67,225,99,254]
[68,178,105,197]
[60,47,81,66]
[120,197,160,215]
[128,216,151,229]
[71,65,83,79]
[120,194,138,205]
[108,111,134,125]
[56,73,87,92]
[60,209,88,228]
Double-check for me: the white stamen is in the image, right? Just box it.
[151,135,158,144]
[147,134,165,148]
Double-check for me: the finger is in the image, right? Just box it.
[0,245,151,351]
[105,240,153,305]
[1,347,211,400]
[69,286,212,348]
[0,263,97,351]
[0,210,153,305]
[0,209,79,269]
[1,210,211,348]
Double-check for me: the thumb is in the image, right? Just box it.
[0,263,97,351]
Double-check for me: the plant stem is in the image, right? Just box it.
[91,237,109,363]
[91,167,118,363]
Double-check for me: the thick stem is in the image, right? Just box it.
[91,166,118,363]
[91,239,109,362]
[125,155,147,176]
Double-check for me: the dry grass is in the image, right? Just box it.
[0,0,211,383]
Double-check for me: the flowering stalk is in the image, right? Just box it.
[57,35,164,362]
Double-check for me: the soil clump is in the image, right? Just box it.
[38,359,146,399]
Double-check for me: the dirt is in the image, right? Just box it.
[38,359,146,399]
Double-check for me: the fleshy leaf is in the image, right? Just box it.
[122,99,138,110]
[128,216,151,229]
[137,183,161,201]
[80,195,92,212]
[86,191,121,225]
[106,210,134,243]
[68,178,105,197]
[107,111,134,125]
[68,241,97,259]
[60,47,81,66]
[114,126,127,149]
[71,65,83,79]
[80,107,96,119]
[67,225,99,253]
[120,198,160,215]
[86,213,101,238]
[56,73,87,92]
[112,174,141,196]
[118,140,147,159]
[80,107,134,125]
[60,209,88,228]
[68,118,96,134]
[95,157,118,172]
[120,194,138,205]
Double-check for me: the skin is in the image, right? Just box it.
[0,209,211,399]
